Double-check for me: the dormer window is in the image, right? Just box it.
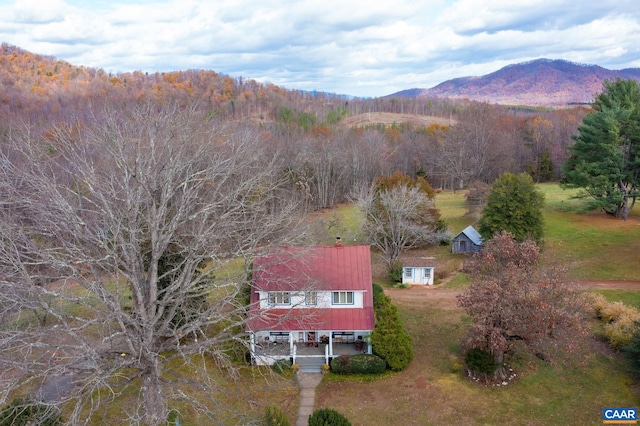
[305,291,318,306]
[332,291,354,305]
[268,292,291,306]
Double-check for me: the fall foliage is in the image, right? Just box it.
[458,232,589,366]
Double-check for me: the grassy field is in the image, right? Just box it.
[435,183,640,282]
[31,184,640,424]
[318,297,638,425]
[541,184,640,281]
[312,184,640,426]
[319,184,640,283]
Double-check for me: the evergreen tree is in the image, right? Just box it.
[562,78,640,220]
[479,172,545,243]
[370,290,413,371]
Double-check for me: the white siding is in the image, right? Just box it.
[402,267,434,285]
[257,290,365,309]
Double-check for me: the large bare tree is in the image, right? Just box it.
[0,103,305,424]
[359,173,446,269]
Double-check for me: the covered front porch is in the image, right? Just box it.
[250,330,371,366]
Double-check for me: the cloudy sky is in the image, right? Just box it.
[1,0,638,97]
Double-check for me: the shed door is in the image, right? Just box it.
[423,268,431,279]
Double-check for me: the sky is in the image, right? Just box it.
[1,0,639,98]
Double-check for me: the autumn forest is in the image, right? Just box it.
[0,42,590,214]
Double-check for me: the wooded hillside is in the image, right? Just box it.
[1,43,590,210]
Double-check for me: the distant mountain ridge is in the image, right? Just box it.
[389,59,640,107]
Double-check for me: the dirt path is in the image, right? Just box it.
[574,280,640,290]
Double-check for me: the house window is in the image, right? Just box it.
[404,267,412,278]
[305,291,318,306]
[332,291,354,305]
[268,292,291,306]
[423,268,431,279]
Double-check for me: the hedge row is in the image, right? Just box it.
[330,354,387,375]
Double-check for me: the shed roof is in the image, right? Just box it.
[401,256,436,268]
[455,225,483,246]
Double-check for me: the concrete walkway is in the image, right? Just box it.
[295,372,323,426]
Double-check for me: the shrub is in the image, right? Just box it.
[464,347,498,375]
[372,283,385,308]
[271,359,292,374]
[370,292,413,371]
[349,353,386,374]
[590,295,640,349]
[589,293,609,319]
[600,301,638,323]
[330,354,386,375]
[387,260,403,283]
[604,311,640,349]
[308,408,351,426]
[264,405,291,426]
[330,355,352,374]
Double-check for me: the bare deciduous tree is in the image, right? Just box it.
[0,103,305,424]
[457,232,589,371]
[359,174,446,269]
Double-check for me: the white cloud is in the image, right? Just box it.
[11,0,74,23]
[0,0,638,96]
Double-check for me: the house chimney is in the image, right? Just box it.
[335,236,342,247]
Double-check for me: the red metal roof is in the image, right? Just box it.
[247,245,374,331]
[251,245,373,292]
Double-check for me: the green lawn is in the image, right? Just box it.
[540,183,640,280]
[25,183,640,425]
[318,296,638,426]
[314,184,640,426]
[434,190,474,234]
[434,184,640,281]
[594,290,640,311]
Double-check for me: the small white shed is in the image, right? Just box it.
[401,256,436,285]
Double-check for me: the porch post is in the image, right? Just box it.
[249,333,255,364]
[289,333,293,354]
[325,344,329,365]
[329,333,333,357]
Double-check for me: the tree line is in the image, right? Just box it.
[1,43,591,212]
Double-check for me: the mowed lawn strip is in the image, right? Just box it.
[542,183,640,281]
